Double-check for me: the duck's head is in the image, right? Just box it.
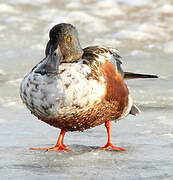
[46,23,83,63]
[35,23,83,75]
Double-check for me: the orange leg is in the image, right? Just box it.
[100,121,126,151]
[30,130,71,151]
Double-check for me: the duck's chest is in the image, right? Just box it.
[20,63,106,118]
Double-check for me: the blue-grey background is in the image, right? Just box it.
[0,0,173,179]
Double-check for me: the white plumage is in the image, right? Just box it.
[20,59,106,118]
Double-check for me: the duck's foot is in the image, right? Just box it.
[99,143,126,151]
[30,144,71,151]
[30,130,71,151]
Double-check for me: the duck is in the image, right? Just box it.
[20,23,158,151]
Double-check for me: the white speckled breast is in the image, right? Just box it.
[20,60,106,119]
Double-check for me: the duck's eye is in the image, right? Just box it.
[66,36,72,43]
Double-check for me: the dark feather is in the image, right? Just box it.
[112,51,124,77]
[124,72,158,80]
[129,104,141,116]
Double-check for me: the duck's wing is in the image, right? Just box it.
[82,46,124,76]
[111,49,124,77]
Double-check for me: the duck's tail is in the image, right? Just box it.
[124,72,158,80]
[129,104,141,116]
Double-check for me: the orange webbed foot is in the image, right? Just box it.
[100,121,126,151]
[99,143,126,151]
[30,130,71,151]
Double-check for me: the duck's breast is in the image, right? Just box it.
[20,62,106,118]
[56,63,106,113]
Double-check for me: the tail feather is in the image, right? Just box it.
[130,104,141,116]
[124,72,158,80]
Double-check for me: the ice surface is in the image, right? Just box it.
[0,0,173,179]
[0,107,173,180]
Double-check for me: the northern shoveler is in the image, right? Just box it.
[20,23,158,151]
